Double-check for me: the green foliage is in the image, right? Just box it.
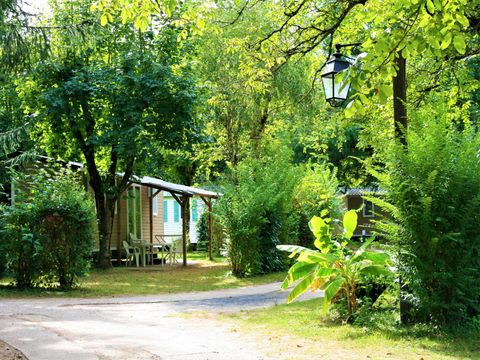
[294,163,345,226]
[0,167,96,289]
[16,0,196,267]
[196,211,209,252]
[190,1,323,179]
[30,168,96,289]
[0,205,5,278]
[91,0,178,30]
[372,113,480,326]
[0,200,42,288]
[196,211,225,255]
[278,210,393,321]
[217,141,300,277]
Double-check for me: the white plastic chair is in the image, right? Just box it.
[123,240,140,267]
[129,233,153,266]
[170,237,183,264]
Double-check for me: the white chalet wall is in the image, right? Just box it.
[162,192,205,244]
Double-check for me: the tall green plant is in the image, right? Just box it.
[370,116,480,326]
[0,201,42,288]
[217,142,300,277]
[0,166,96,289]
[31,168,96,289]
[278,210,392,320]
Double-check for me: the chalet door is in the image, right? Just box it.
[127,185,142,239]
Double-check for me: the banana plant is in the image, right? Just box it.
[277,210,393,319]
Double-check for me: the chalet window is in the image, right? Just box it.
[163,200,169,222]
[363,199,374,218]
[192,199,198,222]
[127,185,142,239]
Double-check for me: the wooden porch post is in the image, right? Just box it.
[149,188,153,265]
[148,188,162,265]
[181,195,189,267]
[116,198,122,264]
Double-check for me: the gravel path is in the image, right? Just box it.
[0,282,319,360]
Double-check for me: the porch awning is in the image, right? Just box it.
[138,175,219,198]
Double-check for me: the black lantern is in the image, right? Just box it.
[321,52,351,107]
[321,44,360,107]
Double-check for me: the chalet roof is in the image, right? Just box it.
[36,155,84,169]
[340,187,386,196]
[132,175,219,198]
[34,155,219,198]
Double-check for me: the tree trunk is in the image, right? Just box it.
[95,191,113,268]
[393,54,407,145]
[392,53,412,323]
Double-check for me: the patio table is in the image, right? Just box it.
[130,240,152,267]
[154,235,182,265]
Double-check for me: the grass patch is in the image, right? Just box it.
[0,258,285,298]
[187,251,226,263]
[221,298,480,360]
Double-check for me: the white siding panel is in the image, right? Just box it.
[163,192,205,244]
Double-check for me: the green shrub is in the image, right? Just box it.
[0,205,8,278]
[293,163,345,247]
[0,202,43,288]
[294,163,344,220]
[0,166,96,289]
[196,211,225,255]
[217,142,300,277]
[372,116,480,326]
[33,170,96,289]
[196,212,209,252]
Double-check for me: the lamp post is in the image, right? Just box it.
[321,43,361,107]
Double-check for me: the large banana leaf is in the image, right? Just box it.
[350,237,375,262]
[360,265,393,277]
[277,244,316,256]
[286,272,316,303]
[297,251,336,264]
[281,261,317,289]
[277,244,336,263]
[357,251,391,265]
[309,215,327,238]
[343,210,358,239]
[321,278,344,313]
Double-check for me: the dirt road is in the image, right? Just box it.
[0,282,317,360]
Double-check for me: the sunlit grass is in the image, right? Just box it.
[220,298,480,360]
[0,254,285,298]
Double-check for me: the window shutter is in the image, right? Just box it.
[192,199,198,221]
[174,201,180,222]
[164,200,169,222]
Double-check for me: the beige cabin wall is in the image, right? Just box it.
[110,194,128,250]
[86,183,166,250]
[140,186,164,243]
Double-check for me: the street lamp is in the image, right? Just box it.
[321,43,361,107]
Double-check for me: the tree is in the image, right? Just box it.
[0,0,53,164]
[20,0,195,268]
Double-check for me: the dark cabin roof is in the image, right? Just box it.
[340,187,386,196]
